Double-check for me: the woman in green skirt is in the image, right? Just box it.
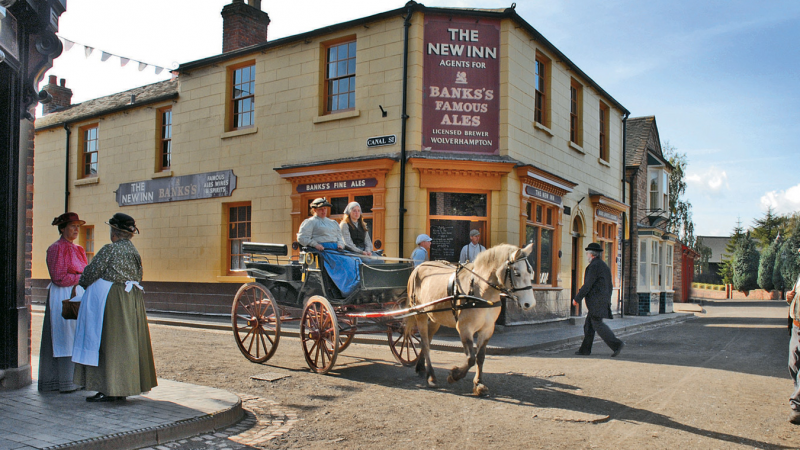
[73,213,157,403]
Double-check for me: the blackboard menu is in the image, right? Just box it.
[430,219,471,262]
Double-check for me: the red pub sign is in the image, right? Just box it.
[422,14,500,154]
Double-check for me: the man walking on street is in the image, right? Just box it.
[573,242,624,357]
[786,246,800,424]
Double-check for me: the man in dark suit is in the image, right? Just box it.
[572,242,624,357]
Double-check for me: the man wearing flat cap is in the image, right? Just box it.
[410,234,432,267]
[572,242,624,357]
[459,229,486,264]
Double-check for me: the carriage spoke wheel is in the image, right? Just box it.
[231,282,281,363]
[301,296,339,374]
[337,317,357,353]
[387,321,421,366]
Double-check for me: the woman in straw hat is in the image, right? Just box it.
[39,212,87,393]
[73,213,157,402]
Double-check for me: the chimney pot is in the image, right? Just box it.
[42,74,73,115]
[48,75,57,84]
[59,78,66,87]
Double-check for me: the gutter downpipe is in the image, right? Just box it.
[621,112,629,317]
[398,2,414,258]
[64,123,71,213]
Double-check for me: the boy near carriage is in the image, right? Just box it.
[572,242,624,357]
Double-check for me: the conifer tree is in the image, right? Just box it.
[732,231,759,291]
[758,235,780,291]
[780,219,800,290]
[719,219,745,285]
[751,207,786,249]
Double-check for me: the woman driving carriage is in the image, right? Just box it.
[297,197,361,296]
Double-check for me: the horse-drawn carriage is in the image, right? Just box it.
[232,241,536,394]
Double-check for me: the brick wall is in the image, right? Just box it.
[42,75,73,115]
[221,0,270,53]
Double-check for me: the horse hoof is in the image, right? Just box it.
[447,375,456,384]
[473,384,489,396]
[427,377,438,388]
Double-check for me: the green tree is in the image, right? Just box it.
[758,236,780,291]
[662,142,696,247]
[780,219,800,290]
[695,237,712,275]
[732,231,759,291]
[718,219,745,285]
[774,236,787,291]
[751,206,786,249]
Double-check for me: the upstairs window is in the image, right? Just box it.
[569,80,583,146]
[80,124,99,178]
[647,167,670,212]
[158,106,172,171]
[599,102,609,161]
[230,63,255,130]
[534,53,549,126]
[325,40,356,113]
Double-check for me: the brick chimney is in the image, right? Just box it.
[42,75,73,115]
[221,0,270,53]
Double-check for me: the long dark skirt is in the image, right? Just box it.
[74,284,157,397]
[38,291,80,392]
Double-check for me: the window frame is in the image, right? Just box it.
[323,37,357,115]
[524,198,559,287]
[80,225,95,263]
[647,166,670,212]
[596,218,617,280]
[225,202,252,275]
[534,52,551,127]
[156,106,172,172]
[638,239,648,290]
[226,60,256,132]
[666,243,674,290]
[599,102,609,162]
[79,123,99,179]
[569,79,583,146]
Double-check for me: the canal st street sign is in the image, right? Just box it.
[297,178,378,193]
[116,170,237,206]
[367,135,396,148]
[525,185,562,206]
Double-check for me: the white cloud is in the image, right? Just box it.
[686,166,729,196]
[760,183,800,215]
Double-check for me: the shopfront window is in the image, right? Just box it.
[596,219,617,276]
[428,192,488,263]
[304,193,374,243]
[525,199,557,285]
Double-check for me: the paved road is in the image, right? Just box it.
[30,299,800,449]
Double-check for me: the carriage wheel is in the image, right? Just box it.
[231,282,281,363]
[300,296,339,374]
[387,321,421,366]
[337,317,357,353]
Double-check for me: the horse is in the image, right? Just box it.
[405,243,536,396]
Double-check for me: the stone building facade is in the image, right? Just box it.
[32,1,630,324]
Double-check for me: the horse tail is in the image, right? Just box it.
[403,268,422,340]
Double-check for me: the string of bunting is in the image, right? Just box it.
[58,35,170,75]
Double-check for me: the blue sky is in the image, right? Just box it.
[42,0,800,237]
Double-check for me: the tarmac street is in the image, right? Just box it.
[4,298,798,449]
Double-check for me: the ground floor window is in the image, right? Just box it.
[638,237,674,292]
[428,191,487,263]
[80,225,95,262]
[302,191,375,247]
[596,219,617,278]
[226,202,251,273]
[524,199,558,286]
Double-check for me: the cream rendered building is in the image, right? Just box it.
[32,1,629,323]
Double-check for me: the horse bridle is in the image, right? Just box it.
[456,256,533,307]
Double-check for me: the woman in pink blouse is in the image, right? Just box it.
[39,212,88,393]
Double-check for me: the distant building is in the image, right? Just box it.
[695,235,731,284]
[32,1,631,324]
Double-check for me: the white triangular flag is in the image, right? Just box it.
[138,62,147,71]
[84,46,94,58]
[120,57,129,67]
[154,66,164,75]
[63,39,74,51]
[101,52,112,62]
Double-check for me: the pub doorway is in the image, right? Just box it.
[571,216,584,316]
[427,191,488,263]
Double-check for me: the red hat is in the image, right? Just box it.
[52,212,85,227]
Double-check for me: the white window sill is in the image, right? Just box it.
[533,121,553,136]
[313,109,361,124]
[152,170,173,179]
[568,141,585,154]
[75,177,99,187]
[221,127,258,139]
[598,158,611,167]
[217,274,255,283]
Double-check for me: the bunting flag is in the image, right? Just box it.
[58,35,168,76]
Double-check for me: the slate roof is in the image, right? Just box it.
[35,79,179,131]
[624,116,655,167]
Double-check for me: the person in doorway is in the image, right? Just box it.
[39,212,87,393]
[785,246,800,424]
[459,229,486,264]
[572,242,624,357]
[73,213,157,402]
[339,201,373,256]
[298,197,360,296]
[410,234,432,267]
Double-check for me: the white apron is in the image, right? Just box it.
[47,283,84,358]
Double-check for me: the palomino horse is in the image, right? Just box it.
[405,243,536,395]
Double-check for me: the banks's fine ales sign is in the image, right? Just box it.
[422,14,500,154]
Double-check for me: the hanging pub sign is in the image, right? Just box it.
[422,14,500,154]
[116,170,237,206]
[296,178,378,193]
[525,185,562,206]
